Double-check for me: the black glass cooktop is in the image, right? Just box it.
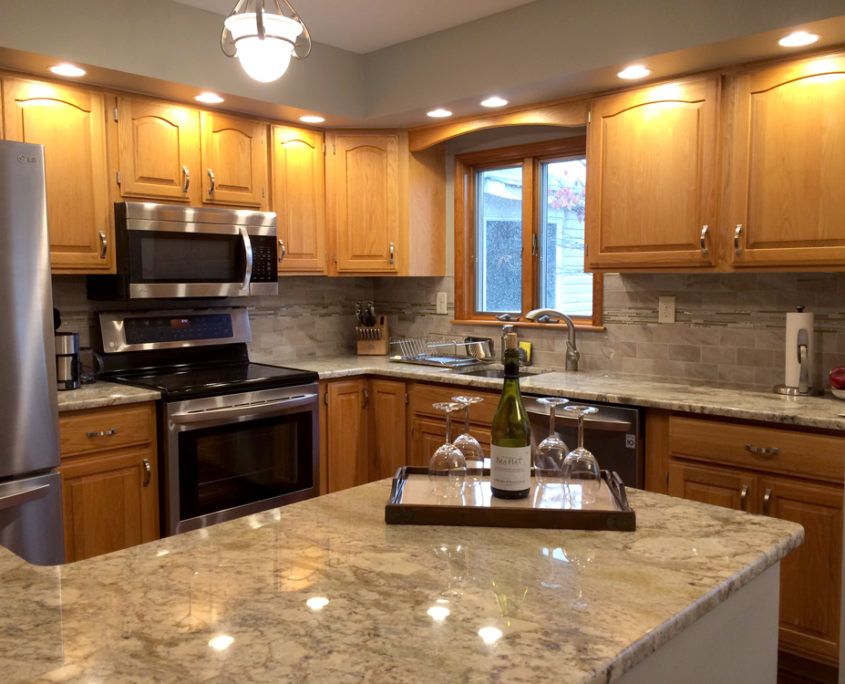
[107,362,318,400]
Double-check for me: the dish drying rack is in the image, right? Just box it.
[389,334,493,369]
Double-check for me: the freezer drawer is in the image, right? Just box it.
[0,471,64,565]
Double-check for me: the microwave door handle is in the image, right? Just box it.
[170,393,317,425]
[239,226,253,293]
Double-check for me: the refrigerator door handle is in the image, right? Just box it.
[0,483,50,511]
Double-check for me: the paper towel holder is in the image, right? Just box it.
[774,305,821,396]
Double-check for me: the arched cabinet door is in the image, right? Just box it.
[726,52,845,268]
[327,132,400,273]
[585,76,720,271]
[200,110,268,209]
[271,124,327,274]
[114,96,200,203]
[3,77,112,272]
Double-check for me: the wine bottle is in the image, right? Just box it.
[490,332,531,499]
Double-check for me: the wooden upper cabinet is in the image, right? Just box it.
[114,96,200,203]
[200,111,268,208]
[726,53,845,268]
[271,124,326,273]
[2,78,112,273]
[586,77,720,270]
[327,132,400,273]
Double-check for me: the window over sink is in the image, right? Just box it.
[455,136,602,328]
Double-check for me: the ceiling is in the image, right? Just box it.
[172,0,537,53]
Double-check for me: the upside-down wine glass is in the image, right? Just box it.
[451,395,485,483]
[533,397,569,484]
[561,405,601,505]
[428,402,467,500]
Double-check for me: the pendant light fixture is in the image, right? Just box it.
[221,0,311,83]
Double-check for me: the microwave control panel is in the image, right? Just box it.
[250,236,278,283]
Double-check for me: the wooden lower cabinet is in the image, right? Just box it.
[58,403,159,562]
[368,378,407,480]
[325,379,369,493]
[656,410,844,667]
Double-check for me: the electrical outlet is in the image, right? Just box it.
[658,295,676,324]
[436,291,448,315]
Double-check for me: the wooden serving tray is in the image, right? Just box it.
[385,467,635,531]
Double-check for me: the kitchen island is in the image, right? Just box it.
[1,480,801,683]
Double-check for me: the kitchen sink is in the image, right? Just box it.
[459,368,539,379]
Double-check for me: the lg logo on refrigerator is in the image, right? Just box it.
[17,154,37,164]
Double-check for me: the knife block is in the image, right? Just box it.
[356,316,389,355]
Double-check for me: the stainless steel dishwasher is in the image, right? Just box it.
[523,395,643,488]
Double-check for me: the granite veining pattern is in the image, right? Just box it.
[255,354,845,432]
[0,482,801,683]
[56,381,160,412]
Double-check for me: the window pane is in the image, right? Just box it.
[539,158,592,317]
[474,166,522,313]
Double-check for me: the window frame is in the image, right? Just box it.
[454,136,603,330]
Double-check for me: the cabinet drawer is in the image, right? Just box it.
[60,403,155,458]
[668,415,845,483]
[408,382,500,424]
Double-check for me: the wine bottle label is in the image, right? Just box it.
[490,445,531,491]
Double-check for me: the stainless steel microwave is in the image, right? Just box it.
[87,202,278,300]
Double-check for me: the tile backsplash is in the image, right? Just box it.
[52,272,845,392]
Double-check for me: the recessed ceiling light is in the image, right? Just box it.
[617,65,651,80]
[299,115,325,124]
[778,31,819,48]
[427,108,452,118]
[49,63,86,78]
[480,96,508,108]
[195,92,224,104]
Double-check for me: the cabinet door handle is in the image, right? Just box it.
[98,230,108,259]
[744,443,779,456]
[142,458,151,487]
[700,225,709,256]
[389,242,395,265]
[362,388,369,409]
[739,485,748,511]
[208,168,216,195]
[734,224,743,255]
[278,239,286,263]
[762,488,772,515]
[182,166,190,193]
[86,428,117,438]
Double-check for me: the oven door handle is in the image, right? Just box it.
[240,226,253,293]
[170,393,317,425]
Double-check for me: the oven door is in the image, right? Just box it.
[163,383,318,535]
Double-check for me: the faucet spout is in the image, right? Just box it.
[525,308,580,371]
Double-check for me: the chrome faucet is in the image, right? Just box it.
[525,308,580,371]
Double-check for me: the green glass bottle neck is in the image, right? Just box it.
[503,348,520,380]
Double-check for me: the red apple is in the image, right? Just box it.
[830,367,845,390]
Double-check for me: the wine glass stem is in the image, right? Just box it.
[577,413,585,449]
[548,406,556,437]
[445,411,453,444]
[464,405,471,433]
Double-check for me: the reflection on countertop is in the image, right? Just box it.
[0,480,801,682]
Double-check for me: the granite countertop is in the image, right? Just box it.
[59,355,845,432]
[0,480,802,683]
[285,355,845,432]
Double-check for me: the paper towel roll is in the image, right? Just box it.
[784,310,814,389]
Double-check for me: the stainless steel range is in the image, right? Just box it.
[96,308,318,536]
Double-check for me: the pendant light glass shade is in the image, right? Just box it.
[221,1,311,83]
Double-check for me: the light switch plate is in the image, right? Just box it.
[658,296,676,324]
[436,291,448,315]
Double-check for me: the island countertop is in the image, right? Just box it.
[1,481,801,683]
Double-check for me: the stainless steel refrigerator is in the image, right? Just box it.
[0,140,64,565]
